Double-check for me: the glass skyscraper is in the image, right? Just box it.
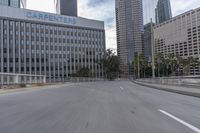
[155,0,172,24]
[116,0,143,77]
[55,0,77,16]
[143,0,158,24]
[143,0,172,59]
[143,0,157,60]
[0,0,26,8]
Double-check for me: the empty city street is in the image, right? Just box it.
[0,81,200,133]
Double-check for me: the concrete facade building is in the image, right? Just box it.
[0,6,105,82]
[154,7,200,75]
[116,0,144,77]
[155,0,172,24]
[55,0,77,16]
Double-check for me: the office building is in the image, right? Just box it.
[154,7,200,75]
[142,0,157,60]
[143,0,171,59]
[55,0,77,16]
[0,0,26,8]
[155,0,172,24]
[0,5,105,82]
[144,22,155,60]
[116,0,144,77]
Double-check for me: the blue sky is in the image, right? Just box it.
[27,0,200,50]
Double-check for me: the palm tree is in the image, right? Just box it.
[190,57,200,75]
[182,58,190,76]
[164,56,170,76]
[133,53,139,78]
[139,54,148,78]
[167,54,180,76]
[155,53,167,77]
[181,56,199,76]
[175,55,184,76]
[132,54,149,78]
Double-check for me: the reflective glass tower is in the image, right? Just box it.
[155,0,172,24]
[0,0,26,8]
[116,0,143,77]
[143,0,158,24]
[55,0,77,16]
[142,0,157,60]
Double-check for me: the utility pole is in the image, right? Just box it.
[150,18,155,79]
[137,52,140,78]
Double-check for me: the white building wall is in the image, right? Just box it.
[0,6,106,82]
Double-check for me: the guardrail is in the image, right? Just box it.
[69,77,106,82]
[137,75,200,87]
[0,73,46,88]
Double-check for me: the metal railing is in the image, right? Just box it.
[137,75,200,87]
[69,77,106,82]
[0,73,46,87]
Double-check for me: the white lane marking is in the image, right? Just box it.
[120,86,124,90]
[159,109,200,133]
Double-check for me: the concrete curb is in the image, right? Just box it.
[133,81,200,98]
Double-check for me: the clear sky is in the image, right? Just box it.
[27,0,200,50]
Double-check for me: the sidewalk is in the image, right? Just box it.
[134,81,200,98]
[0,83,75,95]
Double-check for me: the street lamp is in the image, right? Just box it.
[150,18,156,79]
[137,52,140,79]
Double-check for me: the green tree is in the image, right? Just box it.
[132,53,150,78]
[139,54,148,78]
[154,53,184,77]
[100,49,120,80]
[167,54,180,76]
[190,57,200,75]
[154,53,165,77]
[152,52,200,77]
[76,67,91,77]
[133,53,139,78]
[182,57,200,75]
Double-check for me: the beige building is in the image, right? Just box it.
[154,7,200,75]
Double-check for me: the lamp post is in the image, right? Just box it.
[150,18,155,79]
[137,52,140,78]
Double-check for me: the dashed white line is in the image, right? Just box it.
[159,109,200,133]
[120,86,124,90]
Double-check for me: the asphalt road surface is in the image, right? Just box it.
[0,81,200,133]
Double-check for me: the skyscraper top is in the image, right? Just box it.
[55,0,77,17]
[143,0,158,24]
[155,0,172,24]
